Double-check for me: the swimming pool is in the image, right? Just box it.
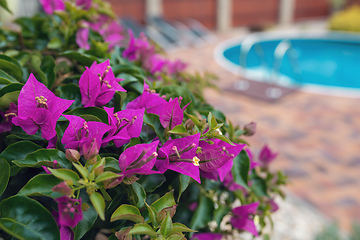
[214,31,360,97]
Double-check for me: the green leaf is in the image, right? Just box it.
[0,55,22,80]
[58,84,82,108]
[168,233,186,240]
[89,192,105,221]
[40,56,56,88]
[250,176,268,197]
[128,223,157,238]
[17,174,63,197]
[214,205,231,226]
[0,69,18,84]
[48,169,80,186]
[0,0,12,13]
[0,158,10,196]
[72,163,89,179]
[184,112,202,129]
[190,195,214,230]
[12,149,72,169]
[61,50,98,66]
[213,134,234,145]
[95,171,119,183]
[160,212,173,237]
[144,201,157,226]
[143,113,165,143]
[47,37,62,50]
[151,190,176,213]
[65,107,108,123]
[104,157,120,172]
[0,90,19,110]
[168,125,190,137]
[0,196,60,240]
[0,140,42,164]
[111,204,144,223]
[171,223,196,233]
[138,174,166,193]
[30,55,47,86]
[231,150,250,190]
[178,175,191,201]
[131,182,146,208]
[0,83,23,98]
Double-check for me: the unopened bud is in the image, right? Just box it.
[244,122,256,136]
[82,203,90,212]
[65,149,81,163]
[185,119,195,130]
[82,138,99,163]
[93,165,104,176]
[52,181,72,196]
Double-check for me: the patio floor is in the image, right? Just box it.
[167,22,360,233]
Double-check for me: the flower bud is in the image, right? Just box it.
[65,149,81,163]
[243,122,256,136]
[82,138,99,163]
[52,181,72,196]
[185,119,195,130]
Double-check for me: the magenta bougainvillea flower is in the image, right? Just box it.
[143,54,166,74]
[231,202,259,236]
[55,196,83,228]
[197,139,245,181]
[12,74,74,140]
[191,233,223,240]
[103,107,144,147]
[79,60,126,107]
[61,115,111,151]
[123,30,154,62]
[76,27,90,50]
[39,0,65,14]
[156,133,201,183]
[126,83,167,115]
[99,20,124,50]
[118,141,160,181]
[76,0,92,10]
[52,211,75,240]
[259,145,278,167]
[0,103,17,133]
[159,97,189,129]
[246,148,259,170]
[165,59,187,75]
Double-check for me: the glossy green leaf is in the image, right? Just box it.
[128,223,157,238]
[40,56,56,88]
[47,37,62,50]
[190,195,214,230]
[111,204,144,223]
[171,223,196,233]
[184,112,201,128]
[12,149,72,169]
[168,233,186,240]
[151,190,176,213]
[144,201,157,226]
[65,107,108,123]
[30,55,48,86]
[131,182,146,208]
[0,140,42,164]
[160,212,173,237]
[138,174,166,193]
[95,171,119,183]
[143,113,165,143]
[0,83,23,98]
[48,168,80,186]
[61,50,98,66]
[250,176,268,197]
[0,55,22,79]
[0,196,60,240]
[104,157,120,172]
[168,125,190,137]
[89,192,105,221]
[58,83,82,108]
[0,158,10,196]
[178,175,191,201]
[0,0,12,13]
[0,69,18,84]
[213,134,234,146]
[0,90,20,110]
[17,174,63,197]
[231,150,250,190]
[72,163,88,179]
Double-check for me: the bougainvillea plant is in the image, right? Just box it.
[0,0,287,239]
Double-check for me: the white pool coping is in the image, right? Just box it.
[214,30,360,98]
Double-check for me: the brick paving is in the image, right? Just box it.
[167,26,360,231]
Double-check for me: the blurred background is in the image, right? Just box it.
[2,0,360,239]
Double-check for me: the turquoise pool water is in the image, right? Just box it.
[222,37,360,90]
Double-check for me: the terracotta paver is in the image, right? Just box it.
[167,28,360,231]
